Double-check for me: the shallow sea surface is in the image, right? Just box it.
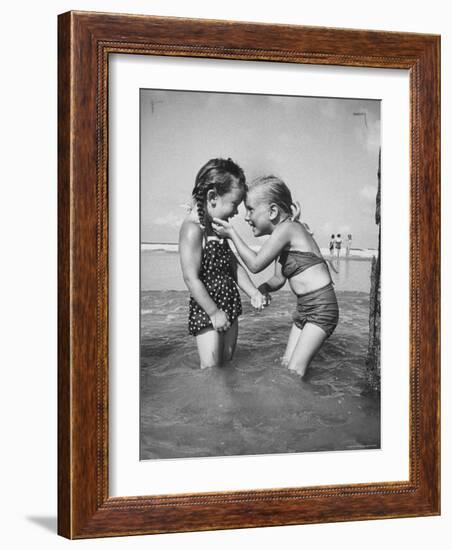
[141,250,373,293]
[140,285,380,459]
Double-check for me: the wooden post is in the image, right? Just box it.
[366,149,381,390]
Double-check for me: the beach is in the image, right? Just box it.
[140,251,380,460]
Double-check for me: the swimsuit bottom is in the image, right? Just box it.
[292,282,339,337]
[188,238,242,336]
[188,276,242,336]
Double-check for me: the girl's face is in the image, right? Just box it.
[244,189,273,237]
[208,184,244,221]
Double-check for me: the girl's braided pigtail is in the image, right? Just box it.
[195,186,208,230]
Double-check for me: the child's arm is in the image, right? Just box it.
[325,258,339,274]
[229,250,267,310]
[213,218,290,274]
[258,260,287,295]
[179,222,230,331]
[229,249,258,296]
[305,228,339,275]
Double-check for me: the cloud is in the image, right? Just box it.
[360,184,377,202]
[152,212,184,228]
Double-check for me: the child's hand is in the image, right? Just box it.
[212,218,234,239]
[251,290,268,311]
[209,309,231,332]
[257,284,272,308]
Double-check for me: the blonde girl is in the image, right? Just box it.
[213,175,339,378]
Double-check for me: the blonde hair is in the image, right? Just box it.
[249,175,300,221]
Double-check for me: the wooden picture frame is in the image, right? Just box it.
[58,11,440,539]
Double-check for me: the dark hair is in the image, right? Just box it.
[337,234,341,237]
[192,158,246,229]
[331,234,335,238]
[249,175,298,218]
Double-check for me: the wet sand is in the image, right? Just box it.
[140,290,380,460]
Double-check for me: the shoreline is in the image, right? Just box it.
[141,243,377,261]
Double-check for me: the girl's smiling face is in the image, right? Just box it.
[207,183,244,221]
[244,189,273,237]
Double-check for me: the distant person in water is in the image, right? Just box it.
[334,233,342,258]
[346,233,352,256]
[213,175,339,378]
[179,158,267,369]
[329,234,335,257]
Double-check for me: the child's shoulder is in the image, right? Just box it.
[275,219,306,237]
[179,215,203,243]
[287,220,313,247]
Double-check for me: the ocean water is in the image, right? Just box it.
[140,252,380,460]
[141,249,373,293]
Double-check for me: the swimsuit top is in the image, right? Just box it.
[199,236,236,285]
[278,249,326,279]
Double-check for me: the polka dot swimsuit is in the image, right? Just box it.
[188,237,242,336]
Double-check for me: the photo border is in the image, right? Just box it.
[58,11,440,538]
[112,58,408,494]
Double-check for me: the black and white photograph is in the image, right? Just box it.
[3,0,446,546]
[140,89,381,460]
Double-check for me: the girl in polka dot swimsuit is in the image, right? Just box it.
[179,158,267,369]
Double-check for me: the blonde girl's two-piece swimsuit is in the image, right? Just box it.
[278,250,339,337]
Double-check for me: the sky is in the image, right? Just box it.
[140,89,380,249]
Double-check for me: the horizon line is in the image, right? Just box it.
[140,241,377,250]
